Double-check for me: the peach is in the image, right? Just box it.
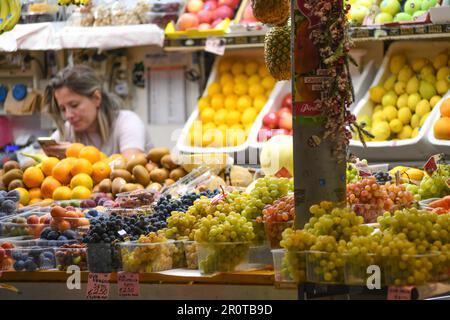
[219,0,239,9]
[187,0,204,13]
[178,13,200,30]
[197,9,213,24]
[214,5,234,20]
[204,0,218,10]
[26,215,40,225]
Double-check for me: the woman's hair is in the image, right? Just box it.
[44,64,122,144]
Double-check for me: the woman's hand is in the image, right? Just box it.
[41,141,72,159]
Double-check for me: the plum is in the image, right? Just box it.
[7,190,20,202]
[1,200,16,214]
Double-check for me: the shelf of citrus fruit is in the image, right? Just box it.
[177,50,283,153]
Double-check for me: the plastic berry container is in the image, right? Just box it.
[55,244,88,271]
[306,251,346,284]
[383,252,443,286]
[0,211,51,238]
[171,240,186,268]
[197,242,251,275]
[344,252,384,285]
[7,247,56,272]
[250,219,267,246]
[119,240,174,273]
[183,240,198,270]
[272,249,297,283]
[115,189,160,209]
[87,243,122,273]
[105,207,152,217]
[264,220,294,249]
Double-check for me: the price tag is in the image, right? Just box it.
[86,273,110,300]
[118,272,140,298]
[424,154,443,176]
[118,230,127,237]
[387,286,413,300]
[205,37,226,56]
[275,167,293,179]
[355,162,371,177]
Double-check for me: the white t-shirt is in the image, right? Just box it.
[51,110,153,155]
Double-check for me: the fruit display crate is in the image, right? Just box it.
[349,23,450,41]
[350,40,450,161]
[176,48,286,154]
[427,92,450,155]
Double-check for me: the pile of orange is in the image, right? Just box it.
[434,98,450,140]
[20,143,111,205]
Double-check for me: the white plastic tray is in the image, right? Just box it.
[350,41,450,161]
[176,49,285,154]
[427,92,450,156]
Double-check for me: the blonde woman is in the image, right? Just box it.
[44,65,152,159]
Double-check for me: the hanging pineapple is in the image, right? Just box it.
[264,19,291,81]
[251,0,290,26]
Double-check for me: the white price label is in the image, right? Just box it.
[205,37,226,56]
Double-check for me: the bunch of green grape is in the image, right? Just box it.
[198,242,250,274]
[346,163,360,184]
[163,211,198,241]
[415,165,450,200]
[121,232,173,273]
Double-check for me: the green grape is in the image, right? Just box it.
[198,242,250,274]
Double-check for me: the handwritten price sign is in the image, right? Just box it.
[205,37,226,56]
[387,286,413,300]
[86,273,110,300]
[118,272,140,298]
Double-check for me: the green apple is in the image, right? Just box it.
[421,0,437,11]
[375,12,394,23]
[349,5,370,24]
[404,0,423,16]
[380,0,401,16]
[394,12,413,22]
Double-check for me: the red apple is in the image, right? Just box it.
[197,9,213,24]
[282,93,292,109]
[27,215,40,225]
[187,0,204,13]
[263,112,279,129]
[258,128,272,142]
[178,13,200,30]
[218,0,239,9]
[277,107,291,118]
[278,112,292,130]
[272,128,290,136]
[214,5,235,19]
[204,0,218,10]
[198,23,212,30]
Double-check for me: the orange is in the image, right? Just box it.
[29,198,43,205]
[70,173,93,190]
[28,188,42,200]
[78,146,101,164]
[52,161,73,185]
[71,158,93,176]
[65,143,85,158]
[100,152,107,160]
[61,157,77,167]
[52,186,72,200]
[41,176,62,199]
[440,98,450,117]
[71,186,91,199]
[23,167,45,188]
[57,220,72,232]
[91,161,111,184]
[41,157,60,177]
[434,117,450,140]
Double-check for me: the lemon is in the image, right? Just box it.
[234,83,248,95]
[383,105,398,121]
[219,59,233,73]
[248,75,261,86]
[410,114,420,129]
[15,187,30,206]
[258,65,269,78]
[423,74,436,85]
[433,52,448,70]
[396,94,408,108]
[241,108,258,125]
[200,107,215,123]
[420,65,435,78]
[374,104,383,113]
[222,83,234,96]
[435,80,448,95]
[406,76,419,94]
[407,93,421,112]
[420,113,430,127]
[71,186,91,200]
[382,91,398,107]
[198,97,210,111]
[231,123,244,130]
[415,100,431,117]
[224,95,238,110]
[189,130,201,146]
[202,130,215,147]
[372,121,391,141]
[227,110,241,126]
[398,125,413,140]
[369,86,386,103]
[405,168,424,181]
[253,95,267,111]
[384,75,397,91]
[237,96,253,112]
[231,62,245,75]
[207,82,221,96]
[211,94,225,110]
[248,84,265,98]
[411,127,420,138]
[70,173,93,191]
[202,122,216,132]
[389,119,403,133]
[398,107,412,125]
[220,73,234,86]
[389,54,407,75]
[262,76,276,90]
[214,109,228,125]
[394,82,406,95]
[411,57,429,72]
[190,120,203,133]
[398,66,414,83]
[235,74,248,84]
[430,95,442,108]
[372,110,386,123]
[436,66,450,81]
[52,186,72,201]
[245,62,259,76]
[227,128,247,146]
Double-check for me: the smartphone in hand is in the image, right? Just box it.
[38,137,70,159]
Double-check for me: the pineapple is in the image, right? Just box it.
[264,20,291,81]
[252,0,290,26]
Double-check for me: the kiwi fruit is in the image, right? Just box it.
[21,160,38,171]
[110,169,133,182]
[2,169,23,187]
[112,177,127,195]
[99,178,112,193]
[147,182,162,192]
[150,168,169,184]
[8,179,25,191]
[161,154,178,170]
[132,165,150,187]
[92,184,100,193]
[3,161,20,173]
[147,147,170,164]
[119,183,140,193]
[145,162,158,174]
[169,168,187,181]
[126,154,148,172]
